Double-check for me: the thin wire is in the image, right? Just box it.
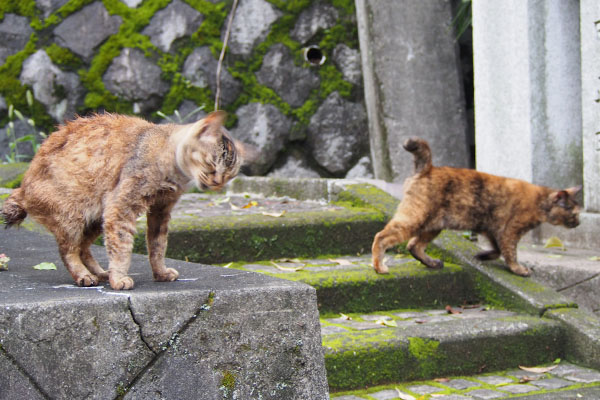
[215,0,239,111]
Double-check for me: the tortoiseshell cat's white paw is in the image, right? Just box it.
[109,274,135,290]
[509,264,531,277]
[154,267,179,282]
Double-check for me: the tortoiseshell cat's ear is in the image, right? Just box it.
[565,185,582,198]
[549,185,582,209]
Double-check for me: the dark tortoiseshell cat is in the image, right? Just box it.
[372,137,581,276]
[2,111,242,290]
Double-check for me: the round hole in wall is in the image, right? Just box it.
[304,46,326,66]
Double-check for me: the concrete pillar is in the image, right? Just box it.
[356,0,470,183]
[581,0,600,213]
[472,0,582,190]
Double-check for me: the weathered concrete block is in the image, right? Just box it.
[356,0,469,182]
[0,14,33,64]
[472,0,582,190]
[581,0,600,212]
[0,229,328,399]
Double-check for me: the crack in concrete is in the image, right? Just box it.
[0,343,52,399]
[126,297,156,355]
[557,272,600,293]
[114,291,216,400]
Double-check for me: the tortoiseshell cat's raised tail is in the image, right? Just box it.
[372,137,581,277]
[2,111,243,290]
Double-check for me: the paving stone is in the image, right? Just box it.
[530,377,572,390]
[332,396,365,400]
[394,311,427,319]
[369,389,400,399]
[499,384,537,394]
[435,395,473,400]
[344,321,385,331]
[466,389,505,399]
[476,376,514,385]
[443,378,481,390]
[506,369,547,380]
[320,325,348,335]
[360,315,392,322]
[406,384,443,394]
[561,370,600,383]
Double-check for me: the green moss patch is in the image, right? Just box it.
[324,315,563,390]
[0,162,29,188]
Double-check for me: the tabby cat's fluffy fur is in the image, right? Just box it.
[372,137,581,276]
[2,111,242,290]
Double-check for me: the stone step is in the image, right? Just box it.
[321,306,564,391]
[330,361,600,399]
[224,255,477,315]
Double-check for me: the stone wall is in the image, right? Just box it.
[0,0,371,178]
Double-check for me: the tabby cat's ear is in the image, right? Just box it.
[189,111,227,138]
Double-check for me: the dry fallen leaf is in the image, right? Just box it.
[242,200,258,209]
[375,319,398,327]
[395,388,415,400]
[445,305,462,314]
[339,313,352,321]
[270,261,305,272]
[278,258,302,263]
[588,256,600,261]
[518,365,558,374]
[434,377,450,383]
[544,236,566,251]
[328,258,353,266]
[33,262,57,270]
[229,202,241,210]
[519,375,541,383]
[222,262,233,269]
[261,210,286,218]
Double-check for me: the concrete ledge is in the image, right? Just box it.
[545,308,600,370]
[0,229,328,399]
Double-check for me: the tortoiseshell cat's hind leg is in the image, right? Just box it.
[475,232,502,261]
[372,220,414,274]
[406,230,443,269]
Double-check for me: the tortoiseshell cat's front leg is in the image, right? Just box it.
[406,230,443,269]
[498,234,531,276]
[146,200,179,283]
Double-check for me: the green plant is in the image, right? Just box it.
[3,90,47,163]
[156,103,206,123]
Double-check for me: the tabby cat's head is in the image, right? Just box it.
[546,186,581,228]
[176,111,242,191]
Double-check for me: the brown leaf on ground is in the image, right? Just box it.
[518,365,558,374]
[445,305,462,314]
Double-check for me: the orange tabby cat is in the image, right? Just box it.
[372,137,581,276]
[2,111,242,290]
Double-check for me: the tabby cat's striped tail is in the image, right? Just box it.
[403,137,433,175]
[1,188,27,228]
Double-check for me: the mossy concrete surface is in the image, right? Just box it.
[323,314,563,390]
[228,256,476,314]
[432,231,578,315]
[0,162,28,188]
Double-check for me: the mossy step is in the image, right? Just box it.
[132,192,387,264]
[330,361,600,399]
[222,255,478,314]
[321,307,563,390]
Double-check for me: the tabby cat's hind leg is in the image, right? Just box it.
[58,241,102,287]
[79,222,109,282]
[407,230,443,269]
[372,220,413,274]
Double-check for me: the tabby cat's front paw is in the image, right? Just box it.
[372,257,389,274]
[109,274,135,290]
[154,267,179,282]
[76,274,100,287]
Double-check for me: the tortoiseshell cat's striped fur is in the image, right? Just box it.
[2,111,242,290]
[372,137,581,276]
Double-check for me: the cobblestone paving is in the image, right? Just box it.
[331,362,600,399]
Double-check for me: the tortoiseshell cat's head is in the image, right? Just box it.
[175,111,242,191]
[546,187,581,228]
